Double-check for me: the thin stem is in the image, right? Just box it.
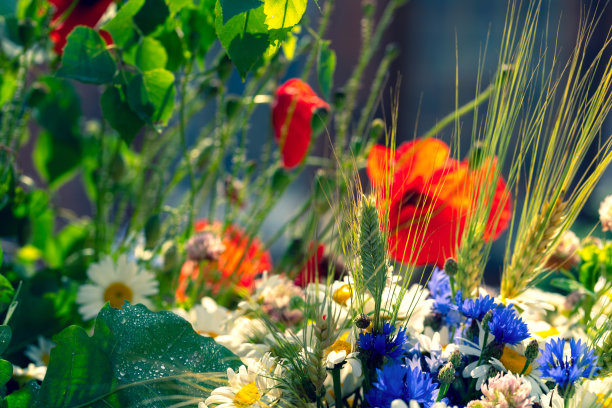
[302,0,335,81]
[331,364,343,408]
[420,83,495,139]
[180,61,196,238]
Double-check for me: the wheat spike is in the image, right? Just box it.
[502,195,566,298]
[456,223,486,296]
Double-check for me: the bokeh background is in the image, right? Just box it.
[16,0,612,286]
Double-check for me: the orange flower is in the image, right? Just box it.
[366,138,512,267]
[175,220,272,303]
[272,79,329,169]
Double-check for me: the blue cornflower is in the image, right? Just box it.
[358,321,408,361]
[428,268,461,326]
[488,306,530,345]
[365,363,440,408]
[537,337,600,393]
[455,290,497,320]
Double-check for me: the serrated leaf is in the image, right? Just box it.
[39,326,114,408]
[0,325,12,355]
[263,0,306,29]
[135,37,168,71]
[127,69,175,125]
[56,27,116,84]
[101,0,145,47]
[101,86,144,145]
[219,0,262,23]
[317,40,335,100]
[134,0,170,35]
[215,3,270,79]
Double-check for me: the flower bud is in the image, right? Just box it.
[185,232,225,262]
[438,362,455,384]
[468,141,486,170]
[224,95,241,119]
[144,214,162,249]
[525,339,539,361]
[354,313,371,329]
[369,118,385,142]
[443,258,458,277]
[161,241,179,272]
[449,350,462,368]
[332,90,346,110]
[482,310,494,327]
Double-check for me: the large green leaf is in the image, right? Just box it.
[4,380,40,408]
[127,69,175,126]
[39,326,115,408]
[0,275,15,315]
[0,358,13,386]
[101,86,144,145]
[101,0,145,47]
[263,0,307,29]
[57,27,117,84]
[0,325,12,355]
[39,303,241,408]
[135,37,168,71]
[215,2,270,79]
[134,0,169,35]
[219,0,262,23]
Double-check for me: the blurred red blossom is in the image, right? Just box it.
[272,78,329,169]
[367,138,512,267]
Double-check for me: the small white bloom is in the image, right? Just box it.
[326,350,347,368]
[76,254,159,320]
[172,297,230,338]
[24,336,55,366]
[599,194,612,231]
[13,363,46,384]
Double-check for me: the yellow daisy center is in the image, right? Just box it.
[326,339,352,356]
[233,382,260,406]
[333,284,352,305]
[500,346,531,375]
[104,282,133,309]
[597,393,611,408]
[534,326,559,339]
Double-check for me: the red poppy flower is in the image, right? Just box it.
[366,138,512,267]
[175,220,272,303]
[272,78,329,169]
[48,0,114,54]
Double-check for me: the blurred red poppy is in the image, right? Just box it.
[272,78,329,169]
[367,138,512,267]
[175,220,272,302]
[48,0,114,54]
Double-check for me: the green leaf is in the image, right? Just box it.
[317,40,335,101]
[0,358,12,386]
[135,37,168,71]
[57,27,117,84]
[550,278,592,295]
[40,326,114,408]
[30,77,81,138]
[215,3,270,79]
[4,380,40,408]
[39,303,241,407]
[0,275,14,315]
[134,0,170,35]
[166,0,192,15]
[181,0,216,59]
[263,0,306,29]
[219,0,262,23]
[127,69,175,126]
[0,325,12,355]
[101,0,145,47]
[101,86,144,145]
[0,69,17,105]
[155,29,184,71]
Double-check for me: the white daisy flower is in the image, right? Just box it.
[205,360,281,408]
[76,254,159,320]
[322,331,363,403]
[459,321,495,390]
[173,297,230,338]
[24,336,55,366]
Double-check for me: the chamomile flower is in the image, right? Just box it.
[24,336,55,366]
[459,321,496,390]
[489,342,548,397]
[172,297,230,338]
[76,254,159,320]
[13,363,47,384]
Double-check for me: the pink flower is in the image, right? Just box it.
[467,372,533,408]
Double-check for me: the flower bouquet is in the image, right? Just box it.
[0,0,611,407]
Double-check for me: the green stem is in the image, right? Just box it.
[331,364,343,408]
[436,383,450,402]
[302,0,335,81]
[180,61,196,238]
[421,84,494,139]
[469,326,490,391]
[520,357,533,375]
